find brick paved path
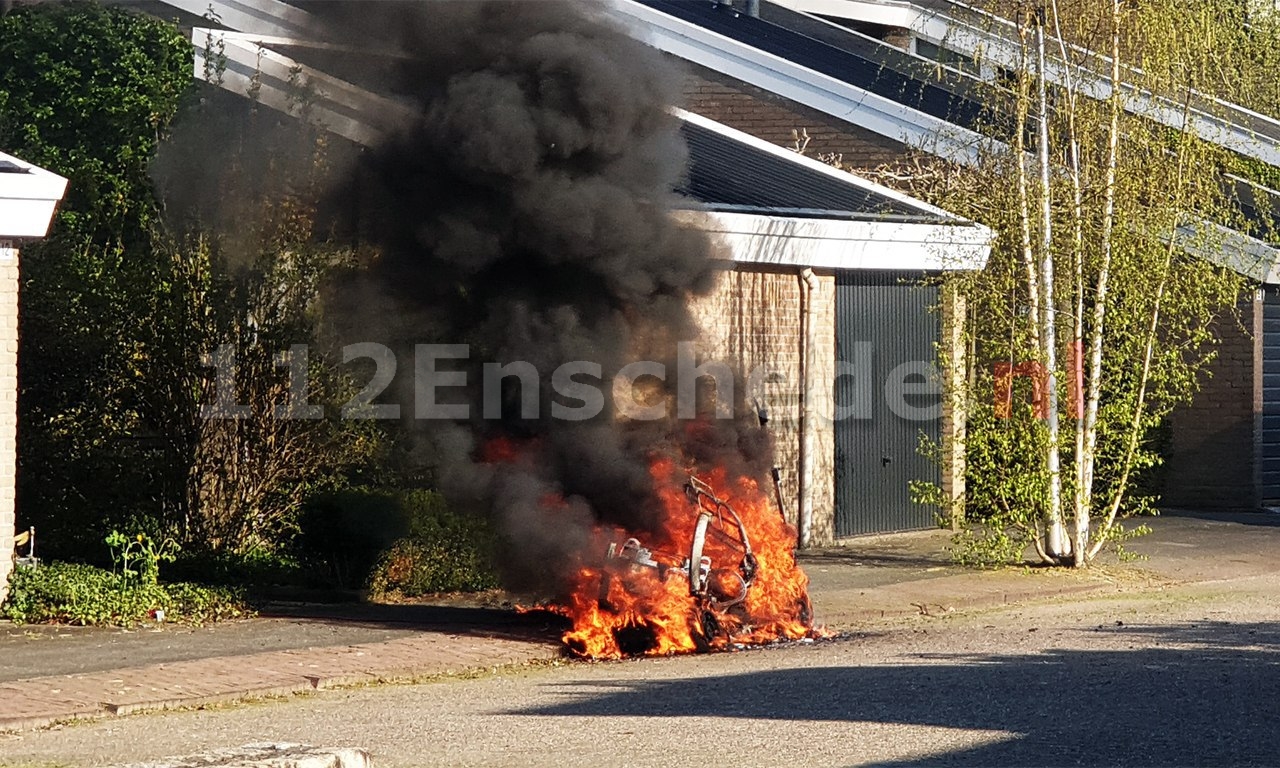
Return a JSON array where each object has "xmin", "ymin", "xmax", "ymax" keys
[{"xmin": 0, "ymin": 632, "xmax": 559, "ymax": 731}]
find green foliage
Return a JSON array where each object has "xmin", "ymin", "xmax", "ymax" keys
[
  {"xmin": 901, "ymin": 0, "xmax": 1254, "ymax": 566},
  {"xmin": 297, "ymin": 487, "xmax": 411, "ymax": 588},
  {"xmin": 0, "ymin": 1, "xmax": 192, "ymax": 242},
  {"xmin": 1, "ymin": 563, "xmax": 251, "ymax": 626},
  {"xmin": 3, "ymin": 3, "xmax": 387, "ymax": 560},
  {"xmin": 105, "ymin": 530, "xmax": 179, "ymax": 586},
  {"xmin": 359, "ymin": 490, "xmax": 501, "ymax": 598},
  {"xmin": 165, "ymin": 547, "xmax": 313, "ymax": 589},
  {"xmin": 368, "ymin": 538, "xmax": 501, "ymax": 598},
  {"xmin": 2, "ymin": 2, "xmax": 196, "ymax": 559}
]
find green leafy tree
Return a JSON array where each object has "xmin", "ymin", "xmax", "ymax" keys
[
  {"xmin": 907, "ymin": 0, "xmax": 1257, "ymax": 565},
  {"xmin": 0, "ymin": 1, "xmax": 193, "ymax": 557},
  {"xmin": 2, "ymin": 2, "xmax": 385, "ymax": 559}
]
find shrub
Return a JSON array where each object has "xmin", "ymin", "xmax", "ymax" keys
[
  {"xmin": 365, "ymin": 490, "xmax": 501, "ymax": 598},
  {"xmin": 297, "ymin": 488, "xmax": 410, "ymax": 588},
  {"xmin": 166, "ymin": 547, "xmax": 316, "ymax": 589},
  {"xmin": 2, "ymin": 562, "xmax": 252, "ymax": 626}
]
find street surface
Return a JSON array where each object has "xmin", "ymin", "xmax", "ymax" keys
[{"xmin": 3, "ymin": 573, "xmax": 1277, "ymax": 767}]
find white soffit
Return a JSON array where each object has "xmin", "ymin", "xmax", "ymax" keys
[
  {"xmin": 0, "ymin": 152, "xmax": 68, "ymax": 240},
  {"xmin": 677, "ymin": 209, "xmax": 991, "ymax": 271}
]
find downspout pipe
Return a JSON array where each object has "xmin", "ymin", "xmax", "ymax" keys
[{"xmin": 798, "ymin": 268, "xmax": 821, "ymax": 549}]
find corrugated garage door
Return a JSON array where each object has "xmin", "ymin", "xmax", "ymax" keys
[
  {"xmin": 834, "ymin": 271, "xmax": 941, "ymax": 536},
  {"xmin": 1261, "ymin": 289, "xmax": 1280, "ymax": 504}
]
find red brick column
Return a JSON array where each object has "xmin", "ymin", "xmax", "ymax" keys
[{"xmin": 0, "ymin": 241, "xmax": 17, "ymax": 601}]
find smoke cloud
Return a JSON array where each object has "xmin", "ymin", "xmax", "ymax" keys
[{"xmin": 313, "ymin": 0, "xmax": 773, "ymax": 596}]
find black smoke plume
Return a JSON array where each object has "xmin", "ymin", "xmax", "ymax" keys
[{"xmin": 315, "ymin": 0, "xmax": 772, "ymax": 595}]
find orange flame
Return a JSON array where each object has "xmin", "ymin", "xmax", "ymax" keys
[{"xmin": 551, "ymin": 456, "xmax": 815, "ymax": 659}]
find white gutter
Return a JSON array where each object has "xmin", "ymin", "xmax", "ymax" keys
[
  {"xmin": 677, "ymin": 210, "xmax": 991, "ymax": 271},
  {"xmin": 0, "ymin": 152, "xmax": 69, "ymax": 239},
  {"xmin": 610, "ymin": 0, "xmax": 1003, "ymax": 167},
  {"xmin": 772, "ymin": 0, "xmax": 919, "ymax": 28},
  {"xmin": 798, "ymin": 266, "xmax": 822, "ymax": 549},
  {"xmin": 153, "ymin": 0, "xmax": 317, "ymax": 38}
]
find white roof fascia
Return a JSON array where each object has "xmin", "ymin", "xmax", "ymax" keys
[
  {"xmin": 781, "ymin": 0, "xmax": 1280, "ymax": 168},
  {"xmin": 1173, "ymin": 221, "xmax": 1280, "ymax": 285},
  {"xmin": 0, "ymin": 151, "xmax": 69, "ymax": 240},
  {"xmin": 153, "ymin": 0, "xmax": 317, "ymax": 37},
  {"xmin": 676, "ymin": 209, "xmax": 992, "ymax": 271},
  {"xmin": 610, "ymin": 0, "xmax": 1002, "ymax": 168},
  {"xmin": 192, "ymin": 28, "xmax": 414, "ymax": 147},
  {"xmin": 770, "ymin": 0, "xmax": 920, "ymax": 28}
]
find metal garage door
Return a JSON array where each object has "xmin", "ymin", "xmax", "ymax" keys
[
  {"xmin": 834, "ymin": 271, "xmax": 941, "ymax": 536},
  {"xmin": 1261, "ymin": 289, "xmax": 1280, "ymax": 504}
]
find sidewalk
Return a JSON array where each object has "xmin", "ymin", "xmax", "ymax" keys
[{"xmin": 2, "ymin": 511, "xmax": 1277, "ymax": 732}]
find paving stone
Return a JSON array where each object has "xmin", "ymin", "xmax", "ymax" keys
[{"xmin": 112, "ymin": 742, "xmax": 370, "ymax": 768}]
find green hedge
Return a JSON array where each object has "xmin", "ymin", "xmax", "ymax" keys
[{"xmin": 2, "ymin": 562, "xmax": 252, "ymax": 626}]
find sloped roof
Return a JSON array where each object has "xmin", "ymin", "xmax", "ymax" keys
[
  {"xmin": 679, "ymin": 114, "xmax": 946, "ymax": 221},
  {"xmin": 639, "ymin": 0, "xmax": 989, "ymax": 131}
]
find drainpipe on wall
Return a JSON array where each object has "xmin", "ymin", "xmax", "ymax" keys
[
  {"xmin": 745, "ymin": 0, "xmax": 760, "ymax": 17},
  {"xmin": 798, "ymin": 268, "xmax": 821, "ymax": 549}
]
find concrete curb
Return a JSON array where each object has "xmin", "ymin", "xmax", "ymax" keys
[{"xmin": 113, "ymin": 742, "xmax": 370, "ymax": 768}]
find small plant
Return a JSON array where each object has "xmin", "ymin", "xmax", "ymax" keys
[{"xmin": 105, "ymin": 530, "xmax": 180, "ymax": 586}]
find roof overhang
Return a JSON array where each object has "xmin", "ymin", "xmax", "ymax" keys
[
  {"xmin": 193, "ymin": 28, "xmax": 412, "ymax": 146},
  {"xmin": 773, "ymin": 0, "xmax": 1280, "ymax": 168},
  {"xmin": 188, "ymin": 26, "xmax": 992, "ymax": 273},
  {"xmin": 1176, "ymin": 221, "xmax": 1280, "ymax": 285},
  {"xmin": 609, "ymin": 0, "xmax": 1002, "ymax": 167},
  {"xmin": 678, "ymin": 209, "xmax": 990, "ymax": 270},
  {"xmin": 0, "ymin": 152, "xmax": 68, "ymax": 240}
]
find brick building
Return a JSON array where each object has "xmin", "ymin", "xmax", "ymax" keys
[
  {"xmin": 0, "ymin": 151, "xmax": 67, "ymax": 601},
  {"xmin": 140, "ymin": 0, "xmax": 996, "ymax": 543},
  {"xmin": 621, "ymin": 0, "xmax": 1280, "ymax": 517}
]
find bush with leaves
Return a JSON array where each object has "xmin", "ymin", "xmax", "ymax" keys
[
  {"xmin": 363, "ymin": 491, "xmax": 501, "ymax": 598},
  {"xmin": 2, "ymin": 563, "xmax": 251, "ymax": 626}
]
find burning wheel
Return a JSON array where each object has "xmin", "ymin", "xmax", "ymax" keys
[
  {"xmin": 599, "ymin": 474, "xmax": 766, "ymax": 654},
  {"xmin": 690, "ymin": 608, "xmax": 722, "ymax": 653}
]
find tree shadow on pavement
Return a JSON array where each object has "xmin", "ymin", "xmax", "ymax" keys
[
  {"xmin": 506, "ymin": 621, "xmax": 1280, "ymax": 766},
  {"xmin": 1158, "ymin": 509, "xmax": 1280, "ymax": 528},
  {"xmin": 259, "ymin": 602, "xmax": 569, "ymax": 643}
]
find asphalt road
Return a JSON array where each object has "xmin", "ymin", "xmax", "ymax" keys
[{"xmin": 3, "ymin": 575, "xmax": 1277, "ymax": 768}]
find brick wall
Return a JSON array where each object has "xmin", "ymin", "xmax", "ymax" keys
[
  {"xmin": 681, "ymin": 64, "xmax": 908, "ymax": 172},
  {"xmin": 0, "ymin": 243, "xmax": 17, "ymax": 601},
  {"xmin": 687, "ymin": 264, "xmax": 838, "ymax": 545},
  {"xmin": 1162, "ymin": 296, "xmax": 1258, "ymax": 510}
]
